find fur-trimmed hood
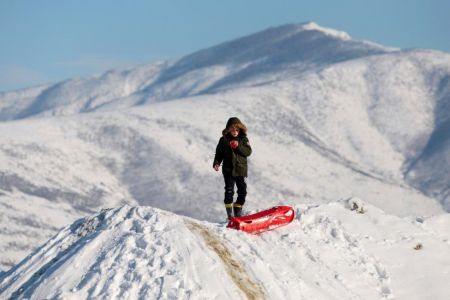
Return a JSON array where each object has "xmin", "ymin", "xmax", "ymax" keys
[{"xmin": 222, "ymin": 117, "xmax": 247, "ymax": 136}]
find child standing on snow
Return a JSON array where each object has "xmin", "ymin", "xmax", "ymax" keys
[{"xmin": 213, "ymin": 117, "xmax": 252, "ymax": 219}]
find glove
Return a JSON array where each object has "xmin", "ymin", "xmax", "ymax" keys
[{"xmin": 229, "ymin": 140, "xmax": 239, "ymax": 149}]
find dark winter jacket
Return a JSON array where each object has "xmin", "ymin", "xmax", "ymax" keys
[{"xmin": 213, "ymin": 117, "xmax": 252, "ymax": 177}]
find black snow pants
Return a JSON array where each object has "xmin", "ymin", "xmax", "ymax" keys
[{"xmin": 223, "ymin": 175, "xmax": 247, "ymax": 206}]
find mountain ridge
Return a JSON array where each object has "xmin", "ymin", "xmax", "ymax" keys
[{"xmin": 0, "ymin": 22, "xmax": 397, "ymax": 120}]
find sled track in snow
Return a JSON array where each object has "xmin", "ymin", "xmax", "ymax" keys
[{"xmin": 185, "ymin": 221, "xmax": 266, "ymax": 300}]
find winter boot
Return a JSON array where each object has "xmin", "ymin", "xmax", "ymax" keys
[
  {"xmin": 233, "ymin": 203, "xmax": 243, "ymax": 217},
  {"xmin": 225, "ymin": 203, "xmax": 233, "ymax": 219}
]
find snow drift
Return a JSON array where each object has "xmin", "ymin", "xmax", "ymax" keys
[{"xmin": 1, "ymin": 201, "xmax": 449, "ymax": 299}]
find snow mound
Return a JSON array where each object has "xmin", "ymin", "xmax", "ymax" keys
[{"xmin": 1, "ymin": 202, "xmax": 449, "ymax": 300}]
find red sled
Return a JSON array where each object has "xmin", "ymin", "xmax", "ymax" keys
[{"xmin": 227, "ymin": 205, "xmax": 295, "ymax": 234}]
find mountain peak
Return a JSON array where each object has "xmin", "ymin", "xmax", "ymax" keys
[
  {"xmin": 295, "ymin": 22, "xmax": 352, "ymax": 40},
  {"xmin": 175, "ymin": 21, "xmax": 379, "ymax": 68},
  {"xmin": 147, "ymin": 22, "xmax": 389, "ymax": 96}
]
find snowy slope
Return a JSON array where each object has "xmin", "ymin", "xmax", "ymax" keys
[
  {"xmin": 0, "ymin": 22, "xmax": 393, "ymax": 120},
  {"xmin": 1, "ymin": 202, "xmax": 449, "ymax": 300},
  {"xmin": 0, "ymin": 22, "xmax": 449, "ymax": 272},
  {"xmin": 0, "ymin": 62, "xmax": 168, "ymax": 120}
]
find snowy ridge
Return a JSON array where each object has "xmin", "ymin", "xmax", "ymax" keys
[
  {"xmin": 1, "ymin": 201, "xmax": 449, "ymax": 299},
  {"xmin": 0, "ymin": 23, "xmax": 393, "ymax": 120}
]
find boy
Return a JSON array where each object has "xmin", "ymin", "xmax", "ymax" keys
[{"xmin": 213, "ymin": 117, "xmax": 252, "ymax": 219}]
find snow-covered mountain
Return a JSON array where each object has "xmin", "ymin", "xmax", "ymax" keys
[
  {"xmin": 0, "ymin": 21, "xmax": 449, "ymax": 286},
  {"xmin": 0, "ymin": 22, "xmax": 393, "ymax": 120},
  {"xmin": 1, "ymin": 202, "xmax": 449, "ymax": 299}
]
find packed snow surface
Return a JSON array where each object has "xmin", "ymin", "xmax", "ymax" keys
[{"xmin": 1, "ymin": 202, "xmax": 449, "ymax": 300}]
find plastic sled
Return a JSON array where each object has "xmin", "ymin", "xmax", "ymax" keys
[{"xmin": 227, "ymin": 205, "xmax": 295, "ymax": 234}]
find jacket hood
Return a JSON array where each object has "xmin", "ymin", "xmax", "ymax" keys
[{"xmin": 222, "ymin": 117, "xmax": 247, "ymax": 136}]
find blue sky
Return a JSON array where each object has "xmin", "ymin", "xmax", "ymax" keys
[{"xmin": 1, "ymin": 0, "xmax": 449, "ymax": 92}]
